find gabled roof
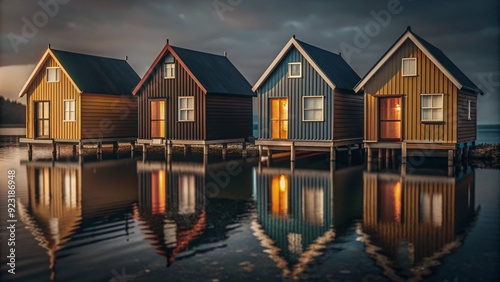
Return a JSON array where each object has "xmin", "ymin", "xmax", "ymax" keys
[
  {"xmin": 252, "ymin": 36, "xmax": 360, "ymax": 92},
  {"xmin": 354, "ymin": 27, "xmax": 483, "ymax": 94},
  {"xmin": 133, "ymin": 44, "xmax": 254, "ymax": 96},
  {"xmin": 19, "ymin": 48, "xmax": 140, "ymax": 97}
]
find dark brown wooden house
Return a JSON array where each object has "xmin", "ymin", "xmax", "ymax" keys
[
  {"xmin": 354, "ymin": 27, "xmax": 483, "ymax": 164},
  {"xmin": 133, "ymin": 43, "xmax": 255, "ymax": 156}
]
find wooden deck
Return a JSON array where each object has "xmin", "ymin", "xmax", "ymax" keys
[
  {"xmin": 255, "ymin": 138, "xmax": 363, "ymax": 162},
  {"xmin": 137, "ymin": 138, "xmax": 248, "ymax": 158},
  {"xmin": 364, "ymin": 141, "xmax": 475, "ymax": 166},
  {"xmin": 19, "ymin": 137, "xmax": 137, "ymax": 160}
]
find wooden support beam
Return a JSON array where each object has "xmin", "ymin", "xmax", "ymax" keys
[
  {"xmin": 72, "ymin": 144, "xmax": 77, "ymax": 157},
  {"xmin": 79, "ymin": 143, "xmax": 84, "ymax": 156},
  {"xmin": 142, "ymin": 144, "xmax": 147, "ymax": 161},
  {"xmin": 448, "ymin": 149, "xmax": 454, "ymax": 167},
  {"xmin": 113, "ymin": 142, "xmax": 119, "ymax": 155},
  {"xmin": 290, "ymin": 145, "xmax": 295, "ymax": 162},
  {"xmin": 330, "ymin": 146, "xmax": 336, "ymax": 162},
  {"xmin": 367, "ymin": 147, "xmax": 373, "ymax": 162},
  {"xmin": 401, "ymin": 142, "xmax": 407, "ymax": 164},
  {"xmin": 97, "ymin": 142, "xmax": 102, "ymax": 155},
  {"xmin": 377, "ymin": 148, "xmax": 383, "ymax": 160},
  {"xmin": 166, "ymin": 141, "xmax": 172, "ymax": 155},
  {"xmin": 203, "ymin": 144, "xmax": 209, "ymax": 156},
  {"xmin": 28, "ymin": 144, "xmax": 33, "ymax": 160},
  {"xmin": 242, "ymin": 142, "xmax": 247, "ymax": 158},
  {"xmin": 222, "ymin": 143, "xmax": 228, "ymax": 157},
  {"xmin": 258, "ymin": 145, "xmax": 263, "ymax": 159},
  {"xmin": 52, "ymin": 142, "xmax": 57, "ymax": 161},
  {"xmin": 347, "ymin": 145, "xmax": 352, "ymax": 157}
]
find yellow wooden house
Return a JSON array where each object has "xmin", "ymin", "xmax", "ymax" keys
[
  {"xmin": 18, "ymin": 47, "xmax": 140, "ymax": 157},
  {"xmin": 354, "ymin": 27, "xmax": 483, "ymax": 164}
]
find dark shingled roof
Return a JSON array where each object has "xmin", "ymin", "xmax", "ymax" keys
[
  {"xmin": 296, "ymin": 39, "xmax": 361, "ymax": 91},
  {"xmin": 409, "ymin": 31, "xmax": 481, "ymax": 92},
  {"xmin": 51, "ymin": 49, "xmax": 140, "ymax": 95},
  {"xmin": 170, "ymin": 46, "xmax": 254, "ymax": 96}
]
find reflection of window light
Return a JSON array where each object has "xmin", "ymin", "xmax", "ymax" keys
[
  {"xmin": 271, "ymin": 175, "xmax": 288, "ymax": 217},
  {"xmin": 395, "ymin": 103, "xmax": 401, "ymax": 111},
  {"xmin": 64, "ymin": 169, "xmax": 78, "ymax": 208},
  {"xmin": 151, "ymin": 170, "xmax": 166, "ymax": 214},
  {"xmin": 164, "ymin": 219, "xmax": 177, "ymax": 247},
  {"xmin": 302, "ymin": 187, "xmax": 324, "ymax": 225},
  {"xmin": 287, "ymin": 233, "xmax": 303, "ymax": 254},
  {"xmin": 420, "ymin": 191, "xmax": 443, "ymax": 227},
  {"xmin": 178, "ymin": 175, "xmax": 196, "ymax": 215}
]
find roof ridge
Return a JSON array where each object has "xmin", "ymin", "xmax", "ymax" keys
[
  {"xmin": 51, "ymin": 48, "xmax": 128, "ymax": 62},
  {"xmin": 170, "ymin": 45, "xmax": 228, "ymax": 59}
]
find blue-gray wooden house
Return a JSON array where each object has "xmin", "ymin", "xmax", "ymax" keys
[{"xmin": 252, "ymin": 36, "xmax": 363, "ymax": 161}]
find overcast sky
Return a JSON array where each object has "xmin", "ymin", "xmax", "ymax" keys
[{"xmin": 1, "ymin": 0, "xmax": 499, "ymax": 124}]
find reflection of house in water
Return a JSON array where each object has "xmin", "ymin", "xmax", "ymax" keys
[
  {"xmin": 136, "ymin": 161, "xmax": 206, "ymax": 266},
  {"xmin": 136, "ymin": 160, "xmax": 254, "ymax": 267},
  {"xmin": 18, "ymin": 159, "xmax": 138, "ymax": 281},
  {"xmin": 361, "ymin": 168, "xmax": 477, "ymax": 281},
  {"xmin": 253, "ymin": 166, "xmax": 363, "ymax": 279}
]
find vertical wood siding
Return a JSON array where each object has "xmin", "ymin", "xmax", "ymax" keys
[
  {"xmin": 364, "ymin": 40, "xmax": 459, "ymax": 143},
  {"xmin": 457, "ymin": 92, "xmax": 477, "ymax": 142},
  {"xmin": 137, "ymin": 55, "xmax": 205, "ymax": 140},
  {"xmin": 258, "ymin": 48, "xmax": 333, "ymax": 140},
  {"xmin": 334, "ymin": 90, "xmax": 363, "ymax": 140},
  {"xmin": 81, "ymin": 94, "xmax": 138, "ymax": 139},
  {"xmin": 26, "ymin": 57, "xmax": 80, "ymax": 139},
  {"xmin": 206, "ymin": 95, "xmax": 253, "ymax": 140},
  {"xmin": 363, "ymin": 171, "xmax": 475, "ymax": 264}
]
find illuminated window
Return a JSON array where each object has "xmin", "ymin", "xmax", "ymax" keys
[
  {"xmin": 178, "ymin": 97, "xmax": 194, "ymax": 121},
  {"xmin": 421, "ymin": 94, "xmax": 444, "ymax": 122},
  {"xmin": 271, "ymin": 98, "xmax": 288, "ymax": 139},
  {"xmin": 402, "ymin": 58, "xmax": 416, "ymax": 76},
  {"xmin": 288, "ymin": 62, "xmax": 302, "ymax": 78}
]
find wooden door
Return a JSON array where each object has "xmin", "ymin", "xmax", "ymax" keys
[
  {"xmin": 150, "ymin": 100, "xmax": 166, "ymax": 138},
  {"xmin": 379, "ymin": 97, "xmax": 402, "ymax": 141},
  {"xmin": 270, "ymin": 98, "xmax": 288, "ymax": 139},
  {"xmin": 35, "ymin": 101, "xmax": 50, "ymax": 138}
]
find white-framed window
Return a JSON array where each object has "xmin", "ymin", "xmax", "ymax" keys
[
  {"xmin": 421, "ymin": 94, "xmax": 444, "ymax": 122},
  {"xmin": 302, "ymin": 96, "xmax": 324, "ymax": 122},
  {"xmin": 468, "ymin": 100, "xmax": 472, "ymax": 120},
  {"xmin": 178, "ymin": 97, "xmax": 194, "ymax": 121},
  {"xmin": 402, "ymin": 58, "xmax": 417, "ymax": 76},
  {"xmin": 164, "ymin": 63, "xmax": 175, "ymax": 79},
  {"xmin": 46, "ymin": 67, "xmax": 60, "ymax": 82},
  {"xmin": 63, "ymin": 99, "xmax": 76, "ymax": 121},
  {"xmin": 288, "ymin": 62, "xmax": 302, "ymax": 78}
]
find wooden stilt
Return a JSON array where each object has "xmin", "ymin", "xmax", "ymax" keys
[
  {"xmin": 242, "ymin": 142, "xmax": 247, "ymax": 158},
  {"xmin": 448, "ymin": 149, "xmax": 454, "ymax": 167},
  {"xmin": 203, "ymin": 144, "xmax": 209, "ymax": 156},
  {"xmin": 97, "ymin": 142, "xmax": 102, "ymax": 155},
  {"xmin": 347, "ymin": 145, "xmax": 352, "ymax": 157},
  {"xmin": 222, "ymin": 143, "xmax": 228, "ymax": 158},
  {"xmin": 166, "ymin": 141, "xmax": 172, "ymax": 156},
  {"xmin": 142, "ymin": 144, "xmax": 147, "ymax": 161},
  {"xmin": 258, "ymin": 145, "xmax": 263, "ymax": 159},
  {"xmin": 113, "ymin": 142, "xmax": 119, "ymax": 155},
  {"xmin": 330, "ymin": 146, "xmax": 336, "ymax": 162},
  {"xmin": 72, "ymin": 145, "xmax": 77, "ymax": 158},
  {"xmin": 290, "ymin": 145, "xmax": 295, "ymax": 162},
  {"xmin": 52, "ymin": 142, "xmax": 57, "ymax": 161},
  {"xmin": 377, "ymin": 148, "xmax": 383, "ymax": 160},
  {"xmin": 401, "ymin": 143, "xmax": 407, "ymax": 164},
  {"xmin": 28, "ymin": 144, "xmax": 33, "ymax": 160},
  {"xmin": 367, "ymin": 147, "xmax": 373, "ymax": 162},
  {"xmin": 79, "ymin": 143, "xmax": 84, "ymax": 156}
]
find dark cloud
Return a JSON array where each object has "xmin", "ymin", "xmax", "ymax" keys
[{"xmin": 1, "ymin": 0, "xmax": 499, "ymax": 123}]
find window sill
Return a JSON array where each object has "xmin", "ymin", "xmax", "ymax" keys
[
  {"xmin": 421, "ymin": 121, "xmax": 445, "ymax": 124},
  {"xmin": 63, "ymin": 120, "xmax": 76, "ymax": 122},
  {"xmin": 288, "ymin": 76, "xmax": 302, "ymax": 79}
]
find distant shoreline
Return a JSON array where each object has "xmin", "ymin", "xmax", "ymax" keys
[{"xmin": 0, "ymin": 124, "xmax": 25, "ymax": 128}]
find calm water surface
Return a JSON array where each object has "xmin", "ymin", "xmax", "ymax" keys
[{"xmin": 0, "ymin": 139, "xmax": 498, "ymax": 281}]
